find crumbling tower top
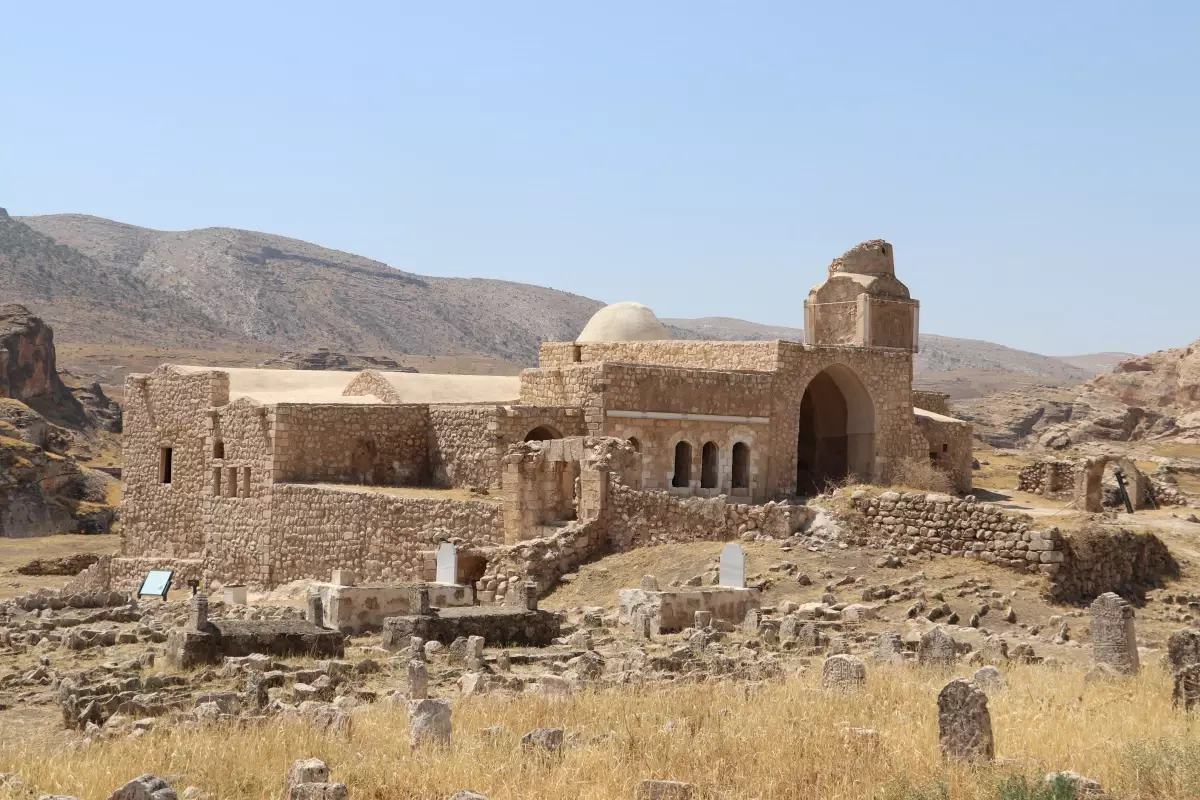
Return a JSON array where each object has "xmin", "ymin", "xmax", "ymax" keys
[{"xmin": 828, "ymin": 239, "xmax": 895, "ymax": 277}]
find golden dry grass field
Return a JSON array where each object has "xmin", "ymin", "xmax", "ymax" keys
[{"xmin": 0, "ymin": 664, "xmax": 1195, "ymax": 800}]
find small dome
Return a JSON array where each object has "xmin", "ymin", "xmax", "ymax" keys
[{"xmin": 577, "ymin": 302, "xmax": 669, "ymax": 343}]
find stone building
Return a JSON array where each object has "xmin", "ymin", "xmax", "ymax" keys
[{"xmin": 116, "ymin": 241, "xmax": 973, "ymax": 590}]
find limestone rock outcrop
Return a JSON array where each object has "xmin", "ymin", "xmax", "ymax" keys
[{"xmin": 0, "ymin": 304, "xmax": 87, "ymax": 427}]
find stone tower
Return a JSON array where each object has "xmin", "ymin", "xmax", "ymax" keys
[{"xmin": 803, "ymin": 240, "xmax": 919, "ymax": 351}]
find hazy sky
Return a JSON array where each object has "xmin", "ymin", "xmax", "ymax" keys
[{"xmin": 3, "ymin": 2, "xmax": 1197, "ymax": 356}]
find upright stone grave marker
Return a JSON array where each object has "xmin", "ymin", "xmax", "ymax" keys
[
  {"xmin": 1090, "ymin": 592, "xmax": 1139, "ymax": 675},
  {"xmin": 719, "ymin": 542, "xmax": 745, "ymax": 588},
  {"xmin": 436, "ymin": 542, "xmax": 458, "ymax": 585}
]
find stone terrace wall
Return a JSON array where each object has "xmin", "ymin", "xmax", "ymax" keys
[
  {"xmin": 912, "ymin": 391, "xmax": 951, "ymax": 416},
  {"xmin": 845, "ymin": 489, "xmax": 1179, "ymax": 604},
  {"xmin": 1017, "ymin": 459, "xmax": 1078, "ymax": 499},
  {"xmin": 848, "ymin": 490, "xmax": 1063, "ymax": 573},
  {"xmin": 538, "ymin": 340, "xmax": 781, "ymax": 371},
  {"xmin": 272, "ymin": 404, "xmax": 430, "ymax": 485},
  {"xmin": 608, "ymin": 482, "xmax": 808, "ymax": 549},
  {"xmin": 265, "ymin": 484, "xmax": 504, "ymax": 585}
]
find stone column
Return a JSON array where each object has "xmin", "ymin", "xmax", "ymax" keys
[
  {"xmin": 855, "ymin": 294, "xmax": 872, "ymax": 346},
  {"xmin": 188, "ymin": 594, "xmax": 208, "ymax": 631},
  {"xmin": 408, "ymin": 660, "xmax": 429, "ymax": 700},
  {"xmin": 416, "ymin": 584, "xmax": 431, "ymax": 615},
  {"xmin": 409, "ymin": 698, "xmax": 452, "ymax": 748},
  {"xmin": 523, "ymin": 582, "xmax": 538, "ymax": 611},
  {"xmin": 306, "ymin": 593, "xmax": 324, "ymax": 628}
]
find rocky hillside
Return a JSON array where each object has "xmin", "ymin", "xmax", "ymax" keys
[
  {"xmin": 12, "ymin": 212, "xmax": 1119, "ymax": 379},
  {"xmin": 17, "ymin": 213, "xmax": 601, "ymax": 364},
  {"xmin": 955, "ymin": 340, "xmax": 1200, "ymax": 448}
]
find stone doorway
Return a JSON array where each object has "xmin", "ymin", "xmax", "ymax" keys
[{"xmin": 796, "ymin": 365, "xmax": 875, "ymax": 495}]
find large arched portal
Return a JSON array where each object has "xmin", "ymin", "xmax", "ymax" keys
[{"xmin": 796, "ymin": 365, "xmax": 875, "ymax": 495}]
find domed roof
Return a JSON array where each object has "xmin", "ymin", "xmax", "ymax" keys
[{"xmin": 576, "ymin": 302, "xmax": 670, "ymax": 343}]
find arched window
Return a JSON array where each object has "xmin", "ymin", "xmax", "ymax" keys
[
  {"xmin": 627, "ymin": 437, "xmax": 641, "ymax": 452},
  {"xmin": 672, "ymin": 441, "xmax": 692, "ymax": 488},
  {"xmin": 732, "ymin": 442, "xmax": 750, "ymax": 489},
  {"xmin": 524, "ymin": 425, "xmax": 561, "ymax": 442},
  {"xmin": 701, "ymin": 442, "xmax": 719, "ymax": 489}
]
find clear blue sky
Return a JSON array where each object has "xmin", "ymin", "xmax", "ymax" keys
[{"xmin": 3, "ymin": 2, "xmax": 1197, "ymax": 356}]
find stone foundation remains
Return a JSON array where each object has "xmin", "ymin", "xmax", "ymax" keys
[
  {"xmin": 166, "ymin": 597, "xmax": 344, "ymax": 668},
  {"xmin": 617, "ymin": 587, "xmax": 760, "ymax": 634}
]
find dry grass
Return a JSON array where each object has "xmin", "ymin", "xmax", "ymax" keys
[
  {"xmin": 1, "ymin": 664, "xmax": 1196, "ymax": 800},
  {"xmin": 884, "ymin": 457, "xmax": 956, "ymax": 495},
  {"xmin": 0, "ymin": 533, "xmax": 120, "ymax": 599}
]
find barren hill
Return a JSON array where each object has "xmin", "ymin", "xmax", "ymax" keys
[
  {"xmin": 666, "ymin": 317, "xmax": 1096, "ymax": 380},
  {"xmin": 11, "ymin": 213, "xmax": 1121, "ymax": 385}
]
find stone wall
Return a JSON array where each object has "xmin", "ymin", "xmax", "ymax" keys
[
  {"xmin": 914, "ymin": 411, "xmax": 974, "ymax": 493},
  {"xmin": 1051, "ymin": 526, "xmax": 1179, "ymax": 604},
  {"xmin": 912, "ymin": 391, "xmax": 951, "ymax": 416},
  {"xmin": 265, "ymin": 484, "xmax": 504, "ymax": 585},
  {"xmin": 272, "ymin": 403, "xmax": 430, "ymax": 485},
  {"xmin": 537, "ymin": 340, "xmax": 781, "ymax": 371},
  {"xmin": 845, "ymin": 489, "xmax": 1179, "ymax": 604},
  {"xmin": 848, "ymin": 491, "xmax": 1062, "ymax": 573},
  {"xmin": 871, "ymin": 299, "xmax": 919, "ymax": 350},
  {"xmin": 1017, "ymin": 459, "xmax": 1078, "ymax": 499},
  {"xmin": 122, "ymin": 367, "xmax": 229, "ymax": 561}
]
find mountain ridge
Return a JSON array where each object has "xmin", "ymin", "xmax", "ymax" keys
[{"xmin": 9, "ymin": 212, "xmax": 1118, "ymax": 381}]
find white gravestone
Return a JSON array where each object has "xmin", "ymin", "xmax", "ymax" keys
[
  {"xmin": 435, "ymin": 542, "xmax": 458, "ymax": 585},
  {"xmin": 719, "ymin": 543, "xmax": 746, "ymax": 588}
]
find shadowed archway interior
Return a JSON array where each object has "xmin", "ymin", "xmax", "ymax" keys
[{"xmin": 796, "ymin": 365, "xmax": 875, "ymax": 495}]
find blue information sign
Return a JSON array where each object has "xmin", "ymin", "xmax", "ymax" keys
[{"xmin": 138, "ymin": 570, "xmax": 174, "ymax": 599}]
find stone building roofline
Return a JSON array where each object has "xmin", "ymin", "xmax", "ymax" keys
[{"xmin": 135, "ymin": 364, "xmax": 520, "ymax": 406}]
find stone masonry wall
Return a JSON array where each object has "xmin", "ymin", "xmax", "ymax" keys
[
  {"xmin": 271, "ymin": 404, "xmax": 430, "ymax": 485},
  {"xmin": 538, "ymin": 340, "xmax": 781, "ymax": 371},
  {"xmin": 912, "ymin": 391, "xmax": 951, "ymax": 416},
  {"xmin": 914, "ymin": 412, "xmax": 974, "ymax": 493},
  {"xmin": 121, "ymin": 367, "xmax": 230, "ymax": 561},
  {"xmin": 846, "ymin": 489, "xmax": 1178, "ymax": 604},
  {"xmin": 848, "ymin": 490, "xmax": 1062, "ymax": 573},
  {"xmin": 266, "ymin": 484, "xmax": 504, "ymax": 585}
]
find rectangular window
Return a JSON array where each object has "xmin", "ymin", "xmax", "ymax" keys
[
  {"xmin": 942, "ymin": 443, "xmax": 949, "ymax": 453},
  {"xmin": 242, "ymin": 467, "xmax": 252, "ymax": 498},
  {"xmin": 160, "ymin": 447, "xmax": 173, "ymax": 484},
  {"xmin": 213, "ymin": 439, "xmax": 224, "ymax": 459},
  {"xmin": 212, "ymin": 468, "xmax": 222, "ymax": 496},
  {"xmin": 225, "ymin": 467, "xmax": 238, "ymax": 497}
]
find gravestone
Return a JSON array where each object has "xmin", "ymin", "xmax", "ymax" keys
[
  {"xmin": 937, "ymin": 679, "xmax": 994, "ymax": 762},
  {"xmin": 436, "ymin": 543, "xmax": 458, "ymax": 585},
  {"xmin": 873, "ymin": 631, "xmax": 904, "ymax": 663},
  {"xmin": 694, "ymin": 610, "xmax": 713, "ymax": 629},
  {"xmin": 742, "ymin": 608, "xmax": 762, "ymax": 636},
  {"xmin": 409, "ymin": 698, "xmax": 452, "ymax": 747},
  {"xmin": 973, "ymin": 666, "xmax": 1007, "ymax": 693},
  {"xmin": 1090, "ymin": 592, "xmax": 1139, "ymax": 675},
  {"xmin": 188, "ymin": 594, "xmax": 208, "ymax": 631},
  {"xmin": 821, "ymin": 654, "xmax": 866, "ymax": 691},
  {"xmin": 306, "ymin": 593, "xmax": 324, "ymax": 628},
  {"xmin": 1167, "ymin": 628, "xmax": 1200, "ymax": 675},
  {"xmin": 408, "ymin": 660, "xmax": 429, "ymax": 700},
  {"xmin": 1173, "ymin": 664, "xmax": 1200, "ymax": 713},
  {"xmin": 918, "ymin": 626, "xmax": 957, "ymax": 668},
  {"xmin": 719, "ymin": 543, "xmax": 745, "ymax": 588}
]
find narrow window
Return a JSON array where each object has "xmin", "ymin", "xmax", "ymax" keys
[
  {"xmin": 212, "ymin": 468, "xmax": 222, "ymax": 496},
  {"xmin": 672, "ymin": 441, "xmax": 692, "ymax": 488},
  {"xmin": 242, "ymin": 467, "xmax": 252, "ymax": 498},
  {"xmin": 701, "ymin": 442, "xmax": 719, "ymax": 489},
  {"xmin": 226, "ymin": 467, "xmax": 238, "ymax": 497},
  {"xmin": 942, "ymin": 443, "xmax": 949, "ymax": 453},
  {"xmin": 160, "ymin": 447, "xmax": 173, "ymax": 484},
  {"xmin": 571, "ymin": 344, "xmax": 582, "ymax": 363},
  {"xmin": 213, "ymin": 439, "xmax": 224, "ymax": 459},
  {"xmin": 628, "ymin": 437, "xmax": 641, "ymax": 452},
  {"xmin": 732, "ymin": 442, "xmax": 750, "ymax": 489}
]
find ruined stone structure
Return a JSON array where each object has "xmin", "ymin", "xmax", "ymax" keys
[{"xmin": 116, "ymin": 241, "xmax": 973, "ymax": 590}]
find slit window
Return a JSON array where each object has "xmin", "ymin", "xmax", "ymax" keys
[
  {"xmin": 159, "ymin": 447, "xmax": 173, "ymax": 484},
  {"xmin": 225, "ymin": 467, "xmax": 238, "ymax": 497},
  {"xmin": 213, "ymin": 439, "xmax": 224, "ymax": 459},
  {"xmin": 242, "ymin": 467, "xmax": 252, "ymax": 498},
  {"xmin": 212, "ymin": 468, "xmax": 222, "ymax": 496}
]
